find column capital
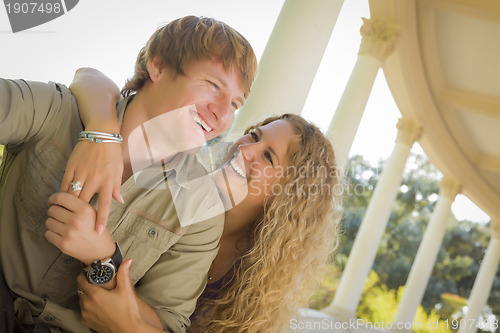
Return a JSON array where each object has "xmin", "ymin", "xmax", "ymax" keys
[
  {"xmin": 439, "ymin": 177, "xmax": 462, "ymax": 200},
  {"xmin": 395, "ymin": 118, "xmax": 422, "ymax": 146},
  {"xmin": 358, "ymin": 17, "xmax": 399, "ymax": 62}
]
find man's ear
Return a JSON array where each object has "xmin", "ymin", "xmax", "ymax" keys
[{"xmin": 147, "ymin": 57, "xmax": 164, "ymax": 83}]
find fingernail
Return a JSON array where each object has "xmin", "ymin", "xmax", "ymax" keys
[
  {"xmin": 125, "ymin": 259, "xmax": 132, "ymax": 268},
  {"xmin": 119, "ymin": 194, "xmax": 125, "ymax": 204},
  {"xmin": 98, "ymin": 225, "xmax": 104, "ymax": 235}
]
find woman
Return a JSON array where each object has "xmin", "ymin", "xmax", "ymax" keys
[
  {"xmin": 69, "ymin": 72, "xmax": 342, "ymax": 333},
  {"xmin": 189, "ymin": 113, "xmax": 341, "ymax": 333}
]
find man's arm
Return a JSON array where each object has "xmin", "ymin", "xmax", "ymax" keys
[
  {"xmin": 45, "ymin": 192, "xmax": 116, "ymax": 288},
  {"xmin": 45, "ymin": 192, "xmax": 223, "ymax": 332},
  {"xmin": 46, "ymin": 192, "xmax": 163, "ymax": 329},
  {"xmin": 0, "ymin": 78, "xmax": 62, "ymax": 145},
  {"xmin": 78, "ymin": 260, "xmax": 168, "ymax": 333}
]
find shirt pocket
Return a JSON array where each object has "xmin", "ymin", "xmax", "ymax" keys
[
  {"xmin": 14, "ymin": 140, "xmax": 67, "ymax": 236},
  {"xmin": 111, "ymin": 213, "xmax": 182, "ymax": 284}
]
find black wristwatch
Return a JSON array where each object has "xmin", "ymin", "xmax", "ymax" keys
[{"xmin": 84, "ymin": 242, "xmax": 123, "ymax": 285}]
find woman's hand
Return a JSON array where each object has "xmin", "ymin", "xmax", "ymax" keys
[
  {"xmin": 61, "ymin": 139, "xmax": 124, "ymax": 234},
  {"xmin": 63, "ymin": 67, "xmax": 123, "ymax": 234},
  {"xmin": 77, "ymin": 259, "xmax": 144, "ymax": 333}
]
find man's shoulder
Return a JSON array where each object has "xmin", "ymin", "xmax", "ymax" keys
[
  {"xmin": 1, "ymin": 78, "xmax": 69, "ymax": 100},
  {"xmin": 0, "ymin": 78, "xmax": 80, "ymax": 148}
]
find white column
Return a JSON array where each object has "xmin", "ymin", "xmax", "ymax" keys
[
  {"xmin": 393, "ymin": 178, "xmax": 462, "ymax": 331},
  {"xmin": 326, "ymin": 18, "xmax": 399, "ymax": 171},
  {"xmin": 323, "ymin": 118, "xmax": 422, "ymax": 318},
  {"xmin": 227, "ymin": 0, "xmax": 344, "ymax": 139},
  {"xmin": 458, "ymin": 235, "xmax": 500, "ymax": 333}
]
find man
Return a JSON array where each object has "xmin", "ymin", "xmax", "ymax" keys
[{"xmin": 0, "ymin": 16, "xmax": 257, "ymax": 333}]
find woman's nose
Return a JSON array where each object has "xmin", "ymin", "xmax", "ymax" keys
[{"xmin": 239, "ymin": 141, "xmax": 261, "ymax": 162}]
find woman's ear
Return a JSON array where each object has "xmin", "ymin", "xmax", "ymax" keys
[{"xmin": 147, "ymin": 57, "xmax": 164, "ymax": 83}]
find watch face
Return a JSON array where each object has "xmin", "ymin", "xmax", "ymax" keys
[{"xmin": 88, "ymin": 264, "xmax": 115, "ymax": 285}]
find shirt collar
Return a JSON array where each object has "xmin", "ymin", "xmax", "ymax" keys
[{"xmin": 163, "ymin": 153, "xmax": 192, "ymax": 189}]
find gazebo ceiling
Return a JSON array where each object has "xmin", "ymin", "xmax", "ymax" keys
[{"xmin": 370, "ymin": 0, "xmax": 500, "ymax": 235}]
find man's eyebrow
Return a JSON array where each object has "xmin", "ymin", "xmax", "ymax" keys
[{"xmin": 257, "ymin": 128, "xmax": 280, "ymax": 165}]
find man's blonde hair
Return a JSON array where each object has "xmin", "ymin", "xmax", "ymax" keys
[{"xmin": 122, "ymin": 16, "xmax": 257, "ymax": 98}]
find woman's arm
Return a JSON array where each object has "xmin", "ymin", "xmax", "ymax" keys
[
  {"xmin": 70, "ymin": 67, "xmax": 121, "ymax": 133},
  {"xmin": 77, "ymin": 260, "xmax": 167, "ymax": 333},
  {"xmin": 61, "ymin": 68, "xmax": 123, "ymax": 234}
]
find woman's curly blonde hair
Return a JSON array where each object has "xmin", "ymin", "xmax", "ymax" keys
[{"xmin": 190, "ymin": 114, "xmax": 342, "ymax": 332}]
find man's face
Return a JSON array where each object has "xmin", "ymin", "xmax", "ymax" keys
[{"xmin": 151, "ymin": 58, "xmax": 245, "ymax": 141}]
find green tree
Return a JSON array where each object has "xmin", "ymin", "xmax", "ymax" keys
[
  {"xmin": 357, "ymin": 271, "xmax": 452, "ymax": 333},
  {"xmin": 322, "ymin": 153, "xmax": 499, "ymax": 328}
]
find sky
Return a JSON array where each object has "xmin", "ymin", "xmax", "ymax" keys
[{"xmin": 0, "ymin": 0, "xmax": 490, "ymax": 223}]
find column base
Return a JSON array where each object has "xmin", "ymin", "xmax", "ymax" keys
[{"xmin": 321, "ymin": 305, "xmax": 356, "ymax": 322}]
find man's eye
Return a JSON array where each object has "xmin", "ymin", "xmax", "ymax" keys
[
  {"xmin": 207, "ymin": 81, "xmax": 221, "ymax": 96},
  {"xmin": 250, "ymin": 131, "xmax": 258, "ymax": 141},
  {"xmin": 232, "ymin": 102, "xmax": 238, "ymax": 110}
]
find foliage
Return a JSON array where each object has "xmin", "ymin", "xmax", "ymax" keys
[
  {"xmin": 439, "ymin": 293, "xmax": 467, "ymax": 319},
  {"xmin": 356, "ymin": 271, "xmax": 399, "ymax": 325},
  {"xmin": 308, "ymin": 264, "xmax": 339, "ymax": 310},
  {"xmin": 309, "ymin": 152, "xmax": 499, "ymax": 330},
  {"xmin": 357, "ymin": 271, "xmax": 452, "ymax": 333},
  {"xmin": 309, "ymin": 270, "xmax": 453, "ymax": 332}
]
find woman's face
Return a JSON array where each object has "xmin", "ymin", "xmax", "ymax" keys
[{"xmin": 214, "ymin": 119, "xmax": 296, "ymax": 210}]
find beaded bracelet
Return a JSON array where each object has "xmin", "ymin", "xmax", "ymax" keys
[{"xmin": 78, "ymin": 131, "xmax": 123, "ymax": 144}]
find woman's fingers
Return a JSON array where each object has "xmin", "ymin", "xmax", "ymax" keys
[
  {"xmin": 61, "ymin": 140, "xmax": 125, "ymax": 234},
  {"xmin": 60, "ymin": 167, "xmax": 74, "ymax": 193},
  {"xmin": 78, "ymin": 179, "xmax": 96, "ymax": 203},
  {"xmin": 95, "ymin": 185, "xmax": 113, "ymax": 234},
  {"xmin": 113, "ymin": 173, "xmax": 124, "ymax": 204}
]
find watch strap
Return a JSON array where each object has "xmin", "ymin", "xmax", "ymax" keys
[
  {"xmin": 83, "ymin": 242, "xmax": 122, "ymax": 284},
  {"xmin": 110, "ymin": 242, "xmax": 123, "ymax": 271}
]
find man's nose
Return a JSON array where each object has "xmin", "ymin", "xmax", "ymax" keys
[{"xmin": 210, "ymin": 96, "xmax": 233, "ymax": 129}]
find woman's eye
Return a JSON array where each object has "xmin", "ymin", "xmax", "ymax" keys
[
  {"xmin": 231, "ymin": 102, "xmax": 238, "ymax": 109},
  {"xmin": 250, "ymin": 131, "xmax": 258, "ymax": 141},
  {"xmin": 264, "ymin": 152, "xmax": 274, "ymax": 165}
]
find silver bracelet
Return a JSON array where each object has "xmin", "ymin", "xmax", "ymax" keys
[{"xmin": 79, "ymin": 131, "xmax": 123, "ymax": 144}]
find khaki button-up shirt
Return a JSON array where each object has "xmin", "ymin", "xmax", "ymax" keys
[{"xmin": 0, "ymin": 79, "xmax": 224, "ymax": 333}]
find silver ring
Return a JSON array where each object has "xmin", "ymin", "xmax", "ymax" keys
[
  {"xmin": 70, "ymin": 181, "xmax": 83, "ymax": 192},
  {"xmin": 77, "ymin": 289, "xmax": 84, "ymax": 296}
]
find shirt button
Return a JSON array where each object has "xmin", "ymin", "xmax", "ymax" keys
[
  {"xmin": 63, "ymin": 257, "xmax": 74, "ymax": 264},
  {"xmin": 44, "ymin": 315, "xmax": 55, "ymax": 322},
  {"xmin": 148, "ymin": 228, "xmax": 158, "ymax": 238}
]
